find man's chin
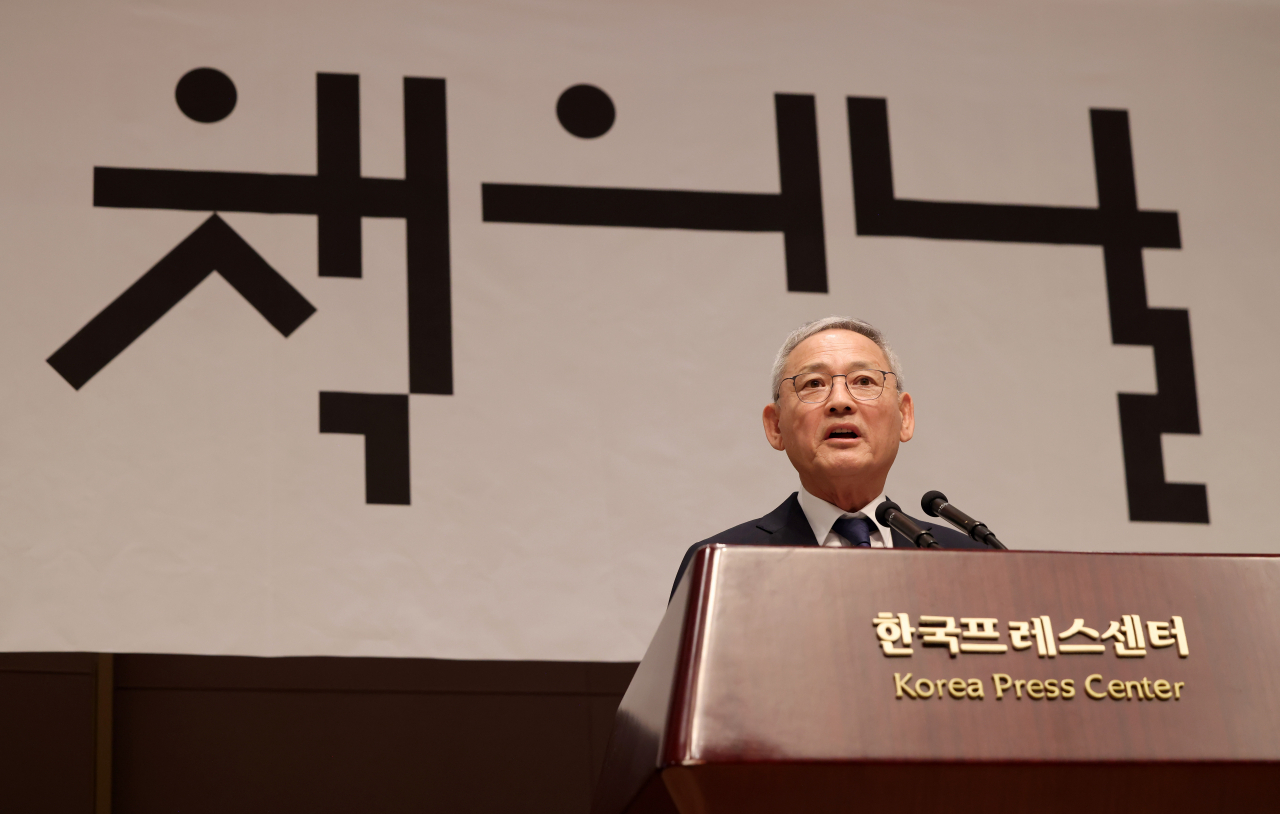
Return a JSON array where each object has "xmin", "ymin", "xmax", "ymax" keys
[{"xmin": 812, "ymin": 454, "xmax": 874, "ymax": 479}]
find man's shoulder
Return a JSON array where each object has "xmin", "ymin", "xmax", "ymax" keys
[
  {"xmin": 695, "ymin": 517, "xmax": 777, "ymax": 547},
  {"xmin": 671, "ymin": 493, "xmax": 810, "ymax": 598},
  {"xmin": 688, "ymin": 491, "xmax": 808, "ymax": 547}
]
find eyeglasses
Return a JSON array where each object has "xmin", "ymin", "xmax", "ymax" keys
[{"xmin": 780, "ymin": 369, "xmax": 895, "ymax": 403}]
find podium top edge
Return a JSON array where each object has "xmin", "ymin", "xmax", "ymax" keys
[{"xmin": 697, "ymin": 545, "xmax": 1280, "ymax": 559}]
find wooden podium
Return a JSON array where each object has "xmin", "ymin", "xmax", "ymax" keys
[{"xmin": 592, "ymin": 545, "xmax": 1280, "ymax": 814}]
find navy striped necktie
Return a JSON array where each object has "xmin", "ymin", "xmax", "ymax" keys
[{"xmin": 831, "ymin": 515, "xmax": 874, "ymax": 547}]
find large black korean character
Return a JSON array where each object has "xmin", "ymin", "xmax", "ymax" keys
[
  {"xmin": 848, "ymin": 98, "xmax": 1206, "ymax": 524},
  {"xmin": 54, "ymin": 71, "xmax": 452, "ymax": 398},
  {"xmin": 482, "ymin": 85, "xmax": 828, "ymax": 293},
  {"xmin": 48, "ymin": 69, "xmax": 455, "ymax": 505}
]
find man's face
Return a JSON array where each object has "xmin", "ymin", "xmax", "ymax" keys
[{"xmin": 762, "ymin": 330, "xmax": 914, "ymax": 506}]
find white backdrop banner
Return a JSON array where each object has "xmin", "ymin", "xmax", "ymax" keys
[{"xmin": 3, "ymin": 0, "xmax": 1279, "ymax": 660}]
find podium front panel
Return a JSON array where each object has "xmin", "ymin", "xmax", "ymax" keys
[
  {"xmin": 689, "ymin": 547, "xmax": 1278, "ymax": 762},
  {"xmin": 593, "ymin": 546, "xmax": 1280, "ymax": 814}
]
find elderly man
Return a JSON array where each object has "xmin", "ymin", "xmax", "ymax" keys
[{"xmin": 673, "ymin": 316, "xmax": 982, "ymax": 593}]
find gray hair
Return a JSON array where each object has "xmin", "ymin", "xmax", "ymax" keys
[{"xmin": 770, "ymin": 316, "xmax": 904, "ymax": 402}]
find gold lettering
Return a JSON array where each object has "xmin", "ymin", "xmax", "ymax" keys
[
  {"xmin": 915, "ymin": 678, "xmax": 935, "ymax": 698},
  {"xmin": 894, "ymin": 672, "xmax": 917, "ymax": 699},
  {"xmin": 1172, "ymin": 616, "xmax": 1189, "ymax": 657},
  {"xmin": 993, "ymin": 673, "xmax": 1012, "ymax": 699},
  {"xmin": 1061, "ymin": 678, "xmax": 1076, "ymax": 699},
  {"xmin": 948, "ymin": 678, "xmax": 967, "ymax": 699},
  {"xmin": 1027, "ymin": 679, "xmax": 1044, "ymax": 699},
  {"xmin": 1124, "ymin": 680, "xmax": 1142, "ymax": 700},
  {"xmin": 1108, "ymin": 679, "xmax": 1126, "ymax": 700},
  {"xmin": 1045, "ymin": 679, "xmax": 1060, "ymax": 699},
  {"xmin": 967, "ymin": 678, "xmax": 985, "ymax": 699},
  {"xmin": 1014, "ymin": 679, "xmax": 1027, "ymax": 699},
  {"xmin": 1140, "ymin": 678, "xmax": 1153, "ymax": 699},
  {"xmin": 1085, "ymin": 674, "xmax": 1106, "ymax": 699},
  {"xmin": 1153, "ymin": 679, "xmax": 1172, "ymax": 700},
  {"xmin": 1174, "ymin": 681, "xmax": 1184, "ymax": 700}
]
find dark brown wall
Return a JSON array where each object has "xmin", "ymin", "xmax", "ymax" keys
[
  {"xmin": 0, "ymin": 654, "xmax": 99, "ymax": 813},
  {"xmin": 0, "ymin": 653, "xmax": 636, "ymax": 814}
]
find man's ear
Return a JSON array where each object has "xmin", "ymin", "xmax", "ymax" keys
[
  {"xmin": 763, "ymin": 402, "xmax": 786, "ymax": 451},
  {"xmin": 898, "ymin": 391, "xmax": 915, "ymax": 443}
]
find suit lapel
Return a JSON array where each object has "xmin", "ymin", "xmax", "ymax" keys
[{"xmin": 756, "ymin": 492, "xmax": 820, "ymax": 547}]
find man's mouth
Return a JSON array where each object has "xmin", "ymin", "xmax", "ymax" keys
[{"xmin": 826, "ymin": 428, "xmax": 860, "ymax": 440}]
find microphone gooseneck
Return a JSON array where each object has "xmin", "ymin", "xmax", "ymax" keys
[
  {"xmin": 920, "ymin": 490, "xmax": 1007, "ymax": 550},
  {"xmin": 875, "ymin": 498, "xmax": 940, "ymax": 549}
]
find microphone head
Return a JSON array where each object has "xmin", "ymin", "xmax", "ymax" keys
[
  {"xmin": 874, "ymin": 498, "xmax": 900, "ymax": 527},
  {"xmin": 920, "ymin": 490, "xmax": 948, "ymax": 517}
]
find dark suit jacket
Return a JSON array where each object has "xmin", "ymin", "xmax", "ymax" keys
[{"xmin": 672, "ymin": 492, "xmax": 986, "ymax": 597}]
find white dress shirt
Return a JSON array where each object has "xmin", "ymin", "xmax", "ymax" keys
[{"xmin": 797, "ymin": 484, "xmax": 893, "ymax": 548}]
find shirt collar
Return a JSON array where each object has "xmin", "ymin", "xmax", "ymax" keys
[{"xmin": 797, "ymin": 484, "xmax": 890, "ymax": 546}]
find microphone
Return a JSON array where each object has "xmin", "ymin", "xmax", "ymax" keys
[
  {"xmin": 875, "ymin": 498, "xmax": 939, "ymax": 549},
  {"xmin": 920, "ymin": 491, "xmax": 1007, "ymax": 550}
]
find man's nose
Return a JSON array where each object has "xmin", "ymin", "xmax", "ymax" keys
[{"xmin": 827, "ymin": 377, "xmax": 856, "ymax": 412}]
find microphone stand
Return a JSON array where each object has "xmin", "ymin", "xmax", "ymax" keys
[
  {"xmin": 875, "ymin": 498, "xmax": 940, "ymax": 549},
  {"xmin": 920, "ymin": 491, "xmax": 1007, "ymax": 550}
]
